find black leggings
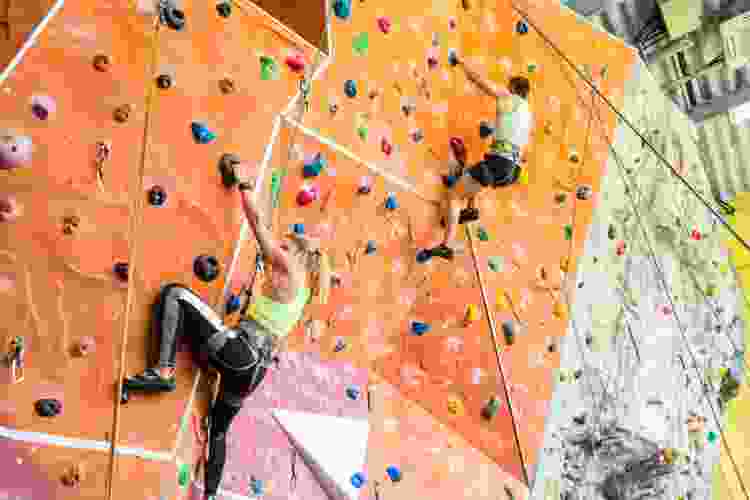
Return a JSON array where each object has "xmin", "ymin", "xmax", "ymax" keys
[{"xmin": 152, "ymin": 283, "xmax": 274, "ymax": 496}]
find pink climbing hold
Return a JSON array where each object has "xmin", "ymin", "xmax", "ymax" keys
[
  {"xmin": 297, "ymin": 184, "xmax": 319, "ymax": 206},
  {"xmin": 377, "ymin": 16, "xmax": 391, "ymax": 34},
  {"xmin": 285, "ymin": 53, "xmax": 306, "ymax": 73},
  {"xmin": 449, "ymin": 17, "xmax": 457, "ymax": 30},
  {"xmin": 0, "ymin": 196, "xmax": 19, "ymax": 222},
  {"xmin": 0, "ymin": 135, "xmax": 32, "ymax": 170}
]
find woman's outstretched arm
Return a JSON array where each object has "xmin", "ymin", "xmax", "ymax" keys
[{"xmin": 238, "ymin": 181, "xmax": 291, "ymax": 273}]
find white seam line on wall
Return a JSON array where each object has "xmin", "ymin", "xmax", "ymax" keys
[
  {"xmin": 0, "ymin": 0, "xmax": 65, "ymax": 85},
  {"xmin": 281, "ymin": 114, "xmax": 423, "ymax": 197},
  {"xmin": 234, "ymin": 0, "xmax": 318, "ymax": 55},
  {"xmin": 0, "ymin": 425, "xmax": 173, "ymax": 462}
]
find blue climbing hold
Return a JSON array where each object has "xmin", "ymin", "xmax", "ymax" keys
[
  {"xmin": 334, "ymin": 337, "xmax": 347, "ymax": 352},
  {"xmin": 346, "ymin": 385, "xmax": 361, "ymax": 400},
  {"xmin": 443, "ymin": 174, "xmax": 458, "ymax": 188},
  {"xmin": 249, "ymin": 477, "xmax": 264, "ymax": 495},
  {"xmin": 191, "ymin": 122, "xmax": 216, "ymax": 144},
  {"xmin": 225, "ymin": 294, "xmax": 241, "ymax": 314},
  {"xmin": 385, "ymin": 195, "xmax": 398, "ymax": 210},
  {"xmin": 386, "ymin": 466, "xmax": 402, "ymax": 482},
  {"xmin": 344, "ymin": 79, "xmax": 357, "ymax": 98},
  {"xmin": 411, "ymin": 321, "xmax": 430, "ymax": 336},
  {"xmin": 333, "ymin": 0, "xmax": 351, "ymax": 19},
  {"xmin": 350, "ymin": 472, "xmax": 366, "ymax": 488},
  {"xmin": 303, "ymin": 153, "xmax": 326, "ymax": 178},
  {"xmin": 516, "ymin": 20, "xmax": 529, "ymax": 34},
  {"xmin": 293, "ymin": 223, "xmax": 305, "ymax": 235},
  {"xmin": 416, "ymin": 249, "xmax": 432, "ymax": 263},
  {"xmin": 366, "ymin": 240, "xmax": 377, "ymax": 254}
]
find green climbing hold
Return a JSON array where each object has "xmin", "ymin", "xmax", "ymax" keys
[
  {"xmin": 564, "ymin": 225, "xmax": 573, "ymax": 240},
  {"xmin": 477, "ymin": 226, "xmax": 489, "ymax": 241},
  {"xmin": 178, "ymin": 462, "xmax": 190, "ymax": 487},
  {"xmin": 259, "ymin": 55, "xmax": 279, "ymax": 81},
  {"xmin": 555, "ymin": 193, "xmax": 566, "ymax": 204},
  {"xmin": 357, "ymin": 125, "xmax": 368, "ymax": 140},
  {"xmin": 488, "ymin": 256, "xmax": 503, "ymax": 272},
  {"xmin": 705, "ymin": 284, "xmax": 717, "ymax": 297},
  {"xmin": 271, "ymin": 170, "xmax": 284, "ymax": 208},
  {"xmin": 353, "ymin": 32, "xmax": 369, "ymax": 56},
  {"xmin": 707, "ymin": 431, "xmax": 718, "ymax": 443}
]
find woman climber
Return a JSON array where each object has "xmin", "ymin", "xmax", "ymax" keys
[
  {"xmin": 122, "ymin": 178, "xmax": 331, "ymax": 500},
  {"xmin": 427, "ymin": 52, "xmax": 533, "ymax": 260}
]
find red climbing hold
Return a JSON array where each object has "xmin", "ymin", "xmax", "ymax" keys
[
  {"xmin": 297, "ymin": 185, "xmax": 319, "ymax": 206},
  {"xmin": 285, "ymin": 53, "xmax": 306, "ymax": 73},
  {"xmin": 449, "ymin": 137, "xmax": 467, "ymax": 164},
  {"xmin": 616, "ymin": 241, "xmax": 626, "ymax": 256},
  {"xmin": 381, "ymin": 138, "xmax": 393, "ymax": 156},
  {"xmin": 377, "ymin": 17, "xmax": 391, "ymax": 34},
  {"xmin": 691, "ymin": 229, "xmax": 702, "ymax": 240}
]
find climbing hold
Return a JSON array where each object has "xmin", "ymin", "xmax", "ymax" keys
[
  {"xmin": 357, "ymin": 125, "xmax": 368, "ymax": 140},
  {"xmin": 516, "ymin": 20, "xmax": 529, "ymax": 34},
  {"xmin": 377, "ymin": 17, "xmax": 391, "ymax": 34},
  {"xmin": 194, "ymin": 255, "xmax": 220, "ymax": 282},
  {"xmin": 285, "ymin": 53, "xmax": 306, "ymax": 73},
  {"xmin": 381, "ymin": 138, "xmax": 393, "ymax": 156},
  {"xmin": 488, "ymin": 256, "xmax": 503, "ymax": 272},
  {"xmin": 411, "ymin": 321, "xmax": 430, "ymax": 336},
  {"xmin": 496, "ymin": 290, "xmax": 511, "ymax": 310},
  {"xmin": 576, "ymin": 185, "xmax": 592, "ymax": 200},
  {"xmin": 385, "ymin": 194, "xmax": 398, "ymax": 210},
  {"xmin": 560, "ymin": 257, "xmax": 569, "ymax": 272},
  {"xmin": 386, "ymin": 466, "xmax": 402, "ymax": 482},
  {"xmin": 334, "ymin": 337, "xmax": 347, "ymax": 352},
  {"xmin": 616, "ymin": 241, "xmax": 626, "ymax": 256},
  {"xmin": 554, "ymin": 193, "xmax": 567, "ymax": 204},
  {"xmin": 93, "ymin": 54, "xmax": 111, "ymax": 72},
  {"xmin": 416, "ymin": 249, "xmax": 432, "ymax": 263},
  {"xmin": 216, "ymin": 1, "xmax": 231, "ymax": 17},
  {"xmin": 292, "ymin": 223, "xmax": 305, "ymax": 235},
  {"xmin": 519, "ymin": 169, "xmax": 529, "ymax": 185},
  {"xmin": 31, "ymin": 95, "xmax": 55, "ymax": 120},
  {"xmin": 346, "ymin": 385, "xmax": 361, "ymax": 400},
  {"xmin": 432, "ymin": 32, "xmax": 441, "ymax": 47},
  {"xmin": 350, "ymin": 472, "xmax": 366, "ymax": 488},
  {"xmin": 481, "ymin": 396, "xmax": 501, "ymax": 420},
  {"xmin": 113, "ymin": 104, "xmax": 132, "ymax": 123},
  {"xmin": 156, "ymin": 74, "xmax": 173, "ymax": 89},
  {"xmin": 218, "ymin": 77, "xmax": 235, "ymax": 94},
  {"xmin": 447, "ymin": 396, "xmax": 465, "ymax": 415},
  {"xmin": 178, "ymin": 462, "xmax": 190, "ymax": 487},
  {"xmin": 297, "ymin": 185, "xmax": 319, "ymax": 206},
  {"xmin": 401, "ymin": 101, "xmax": 416, "ymax": 117},
  {"xmin": 461, "ymin": 0, "xmax": 471, "ymax": 10},
  {"xmin": 527, "ymin": 61, "xmax": 538, "ymax": 73},
  {"xmin": 443, "ymin": 175, "xmax": 458, "ymax": 188},
  {"xmin": 249, "ymin": 477, "xmax": 264, "ymax": 495},
  {"xmin": 366, "ymin": 240, "xmax": 377, "ymax": 254},
  {"xmin": 705, "ymin": 284, "xmax": 717, "ymax": 297},
  {"xmin": 449, "ymin": 17, "xmax": 457, "ymax": 30},
  {"xmin": 148, "ymin": 185, "xmax": 167, "ymax": 206},
  {"xmin": 410, "ymin": 129, "xmax": 424, "ymax": 144},
  {"xmin": 358, "ymin": 176, "xmax": 372, "ymax": 194},
  {"xmin": 35, "ymin": 398, "xmax": 62, "ymax": 417},
  {"xmin": 447, "ymin": 49, "xmax": 459, "ymax": 68},
  {"xmin": 352, "ymin": 32, "xmax": 369, "ymax": 56},
  {"xmin": 707, "ymin": 431, "xmax": 718, "ymax": 443},
  {"xmin": 259, "ymin": 55, "xmax": 278, "ymax": 81},
  {"xmin": 568, "ymin": 147, "xmax": 580, "ymax": 163},
  {"xmin": 427, "ymin": 53, "xmax": 439, "ymax": 70},
  {"xmin": 333, "ymin": 0, "xmax": 352, "ymax": 19},
  {"xmin": 449, "ymin": 137, "xmax": 467, "ymax": 164},
  {"xmin": 329, "ymin": 102, "xmax": 339, "ymax": 115},
  {"xmin": 344, "ymin": 80, "xmax": 357, "ymax": 98},
  {"xmin": 114, "ymin": 262, "xmax": 129, "ymax": 282},
  {"xmin": 477, "ymin": 226, "xmax": 489, "ymax": 241},
  {"xmin": 368, "ymin": 88, "xmax": 380, "ymax": 100},
  {"xmin": 479, "ymin": 121, "xmax": 494, "ymax": 139},
  {"xmin": 191, "ymin": 122, "xmax": 216, "ymax": 144},
  {"xmin": 543, "ymin": 121, "xmax": 552, "ymax": 135},
  {"xmin": 691, "ymin": 229, "xmax": 702, "ymax": 240},
  {"xmin": 564, "ymin": 225, "xmax": 573, "ymax": 240},
  {"xmin": 225, "ymin": 294, "xmax": 241, "ymax": 315},
  {"xmin": 303, "ymin": 153, "xmax": 326, "ymax": 178},
  {"xmin": 0, "ymin": 197, "xmax": 19, "ymax": 222},
  {"xmin": 547, "ymin": 338, "xmax": 558, "ymax": 353},
  {"xmin": 502, "ymin": 320, "xmax": 516, "ymax": 345},
  {"xmin": 159, "ymin": 0, "xmax": 186, "ymax": 30},
  {"xmin": 607, "ymin": 224, "xmax": 616, "ymax": 240},
  {"xmin": 464, "ymin": 304, "xmax": 479, "ymax": 325},
  {"xmin": 75, "ymin": 336, "xmax": 96, "ymax": 357},
  {"xmin": 218, "ymin": 153, "xmax": 241, "ymax": 188},
  {"xmin": 553, "ymin": 300, "xmax": 567, "ymax": 320}
]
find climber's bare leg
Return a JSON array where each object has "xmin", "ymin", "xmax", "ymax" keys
[{"xmin": 442, "ymin": 174, "xmax": 482, "ymax": 247}]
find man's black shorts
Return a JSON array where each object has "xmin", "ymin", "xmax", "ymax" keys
[{"xmin": 467, "ymin": 153, "xmax": 520, "ymax": 188}]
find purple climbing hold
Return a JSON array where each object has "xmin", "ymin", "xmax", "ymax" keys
[
  {"xmin": 31, "ymin": 95, "xmax": 56, "ymax": 120},
  {"xmin": 35, "ymin": 398, "xmax": 62, "ymax": 417},
  {"xmin": 0, "ymin": 135, "xmax": 32, "ymax": 170},
  {"xmin": 194, "ymin": 255, "xmax": 220, "ymax": 282}
]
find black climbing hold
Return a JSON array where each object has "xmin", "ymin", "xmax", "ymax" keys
[
  {"xmin": 194, "ymin": 255, "xmax": 220, "ymax": 282},
  {"xmin": 156, "ymin": 74, "xmax": 172, "ymax": 90},
  {"xmin": 219, "ymin": 153, "xmax": 241, "ymax": 188},
  {"xmin": 575, "ymin": 185, "xmax": 592, "ymax": 201},
  {"xmin": 216, "ymin": 1, "xmax": 231, "ymax": 17},
  {"xmin": 607, "ymin": 224, "xmax": 616, "ymax": 240},
  {"xmin": 573, "ymin": 415, "xmax": 585, "ymax": 425},
  {"xmin": 114, "ymin": 262, "xmax": 129, "ymax": 282},
  {"xmin": 35, "ymin": 398, "xmax": 62, "ymax": 417},
  {"xmin": 516, "ymin": 20, "xmax": 529, "ymax": 34},
  {"xmin": 148, "ymin": 185, "xmax": 167, "ymax": 206},
  {"xmin": 344, "ymin": 80, "xmax": 357, "ymax": 98},
  {"xmin": 479, "ymin": 121, "xmax": 494, "ymax": 139},
  {"xmin": 574, "ymin": 369, "xmax": 583, "ymax": 379},
  {"xmin": 120, "ymin": 386, "xmax": 129, "ymax": 405},
  {"xmin": 159, "ymin": 0, "xmax": 186, "ymax": 31}
]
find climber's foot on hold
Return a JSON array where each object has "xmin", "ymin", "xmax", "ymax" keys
[
  {"xmin": 429, "ymin": 243, "xmax": 454, "ymax": 260},
  {"xmin": 123, "ymin": 367, "xmax": 176, "ymax": 393}
]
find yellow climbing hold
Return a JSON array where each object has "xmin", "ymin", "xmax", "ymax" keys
[
  {"xmin": 560, "ymin": 256, "xmax": 569, "ymax": 273},
  {"xmin": 553, "ymin": 300, "xmax": 567, "ymax": 320},
  {"xmin": 519, "ymin": 168, "xmax": 529, "ymax": 185},
  {"xmin": 496, "ymin": 290, "xmax": 511, "ymax": 310},
  {"xmin": 465, "ymin": 304, "xmax": 479, "ymax": 324},
  {"xmin": 447, "ymin": 395, "xmax": 465, "ymax": 416}
]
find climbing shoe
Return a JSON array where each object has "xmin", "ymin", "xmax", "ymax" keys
[
  {"xmin": 429, "ymin": 244, "xmax": 454, "ymax": 260},
  {"xmin": 123, "ymin": 368, "xmax": 176, "ymax": 393}
]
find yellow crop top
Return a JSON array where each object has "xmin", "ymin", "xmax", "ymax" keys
[{"xmin": 244, "ymin": 286, "xmax": 311, "ymax": 340}]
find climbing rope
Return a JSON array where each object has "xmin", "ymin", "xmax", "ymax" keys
[
  {"xmin": 465, "ymin": 225, "xmax": 530, "ymax": 487},
  {"xmin": 509, "ymin": 2, "xmax": 750, "ymax": 255},
  {"xmin": 105, "ymin": 16, "xmax": 162, "ymax": 500}
]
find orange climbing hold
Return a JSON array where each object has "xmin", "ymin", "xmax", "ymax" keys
[{"xmin": 553, "ymin": 300, "xmax": 567, "ymax": 320}]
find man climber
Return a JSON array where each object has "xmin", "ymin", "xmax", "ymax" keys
[
  {"xmin": 122, "ymin": 178, "xmax": 331, "ymax": 500},
  {"xmin": 428, "ymin": 53, "xmax": 533, "ymax": 260}
]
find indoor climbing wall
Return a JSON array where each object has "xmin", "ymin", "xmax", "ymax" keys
[
  {"xmin": 0, "ymin": 0, "xmax": 320, "ymax": 498},
  {"xmin": 532, "ymin": 48, "xmax": 747, "ymax": 500},
  {"xmin": 273, "ymin": 0, "xmax": 636, "ymax": 492}
]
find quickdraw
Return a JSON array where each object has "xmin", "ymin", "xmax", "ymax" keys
[{"xmin": 299, "ymin": 77, "xmax": 311, "ymax": 112}]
